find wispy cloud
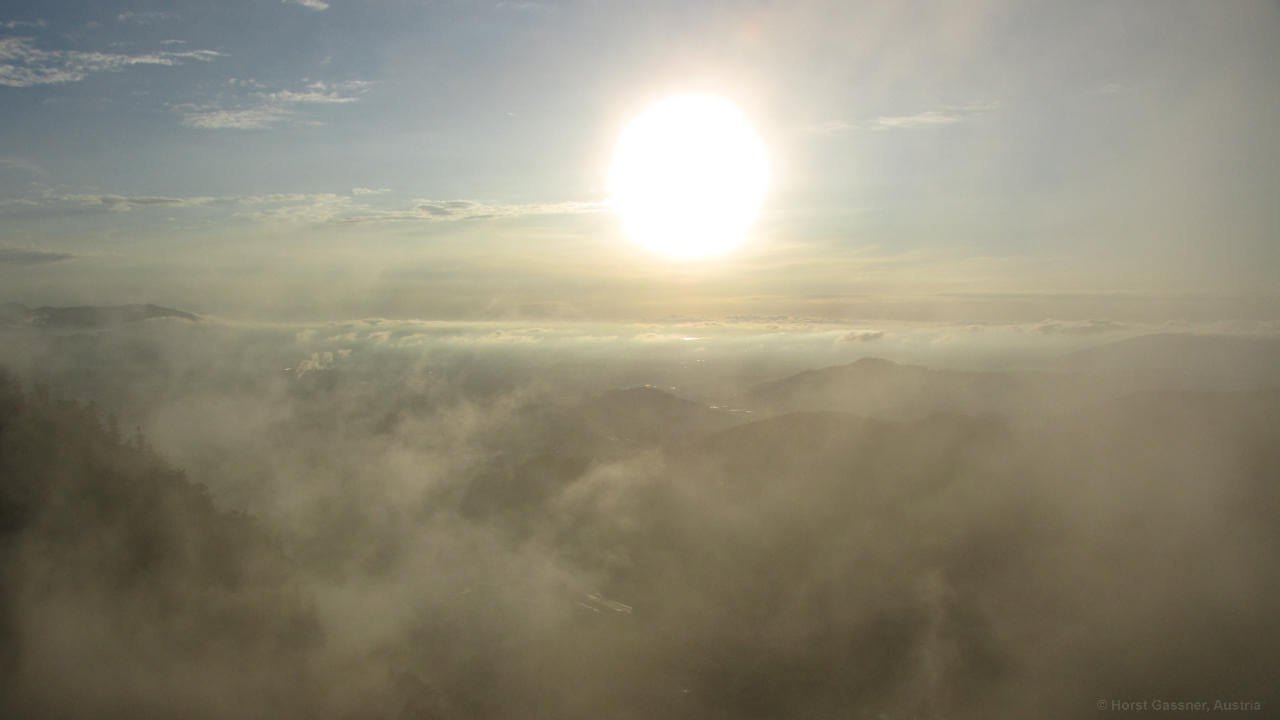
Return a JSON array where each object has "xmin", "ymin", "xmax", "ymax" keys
[
  {"xmin": 803, "ymin": 120, "xmax": 853, "ymax": 136},
  {"xmin": 0, "ymin": 190, "xmax": 287, "ymax": 219},
  {"xmin": 808, "ymin": 102, "xmax": 998, "ymax": 135},
  {"xmin": 0, "ymin": 247, "xmax": 72, "ymax": 265},
  {"xmin": 0, "ymin": 190, "xmax": 221, "ymax": 216},
  {"xmin": 175, "ymin": 80, "xmax": 370, "ymax": 129},
  {"xmin": 839, "ymin": 329, "xmax": 885, "ymax": 343},
  {"xmin": 284, "ymin": 0, "xmax": 330, "ymax": 11},
  {"xmin": 0, "ymin": 188, "xmax": 606, "ymax": 228},
  {"xmin": 874, "ymin": 110, "xmax": 966, "ymax": 129},
  {"xmin": 82, "ymin": 191, "xmax": 352, "ymax": 223},
  {"xmin": 0, "ymin": 156, "xmax": 47, "ymax": 179},
  {"xmin": 0, "ymin": 36, "xmax": 221, "ymax": 88},
  {"xmin": 872, "ymin": 102, "xmax": 997, "ymax": 131},
  {"xmin": 417, "ymin": 199, "xmax": 488, "ymax": 218},
  {"xmin": 116, "ymin": 11, "xmax": 175, "ymax": 25},
  {"xmin": 338, "ymin": 198, "xmax": 609, "ymax": 223},
  {"xmin": 237, "ymin": 193, "xmax": 356, "ymax": 223},
  {"xmin": 265, "ymin": 88, "xmax": 360, "ymax": 104},
  {"xmin": 495, "ymin": 1, "xmax": 546, "ymax": 11},
  {"xmin": 175, "ymin": 107, "xmax": 289, "ymax": 130},
  {"xmin": 83, "ymin": 194, "xmax": 219, "ymax": 211},
  {"xmin": 1, "ymin": 19, "xmax": 45, "ymax": 30},
  {"xmin": 1032, "ymin": 319, "xmax": 1127, "ymax": 336}
]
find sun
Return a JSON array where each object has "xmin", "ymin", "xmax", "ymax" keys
[{"xmin": 609, "ymin": 96, "xmax": 768, "ymax": 257}]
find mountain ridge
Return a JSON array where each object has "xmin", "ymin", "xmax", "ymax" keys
[{"xmin": 0, "ymin": 303, "xmax": 199, "ymax": 328}]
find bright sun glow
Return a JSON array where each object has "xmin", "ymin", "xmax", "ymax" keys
[{"xmin": 610, "ymin": 96, "xmax": 768, "ymax": 257}]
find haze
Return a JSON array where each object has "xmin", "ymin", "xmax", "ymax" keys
[{"xmin": 1, "ymin": 2, "xmax": 1278, "ymax": 719}]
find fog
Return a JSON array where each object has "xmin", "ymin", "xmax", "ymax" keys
[{"xmin": 1, "ymin": 311, "xmax": 1277, "ymax": 718}]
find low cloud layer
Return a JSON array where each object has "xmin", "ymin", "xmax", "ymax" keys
[
  {"xmin": 1, "ymin": 317, "xmax": 1277, "ymax": 718},
  {"xmin": 840, "ymin": 329, "xmax": 884, "ymax": 342},
  {"xmin": 0, "ymin": 247, "xmax": 71, "ymax": 265}
]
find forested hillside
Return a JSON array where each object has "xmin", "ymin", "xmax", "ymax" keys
[{"xmin": 0, "ymin": 370, "xmax": 319, "ymax": 719}]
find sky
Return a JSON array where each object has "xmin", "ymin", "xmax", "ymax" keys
[{"xmin": 1, "ymin": 0, "xmax": 1278, "ymax": 323}]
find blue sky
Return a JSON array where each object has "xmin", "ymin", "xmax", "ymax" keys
[{"xmin": 1, "ymin": 0, "xmax": 1277, "ymax": 322}]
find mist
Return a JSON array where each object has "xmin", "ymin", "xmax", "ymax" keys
[
  {"xmin": 1, "ymin": 312, "xmax": 1276, "ymax": 719},
  {"xmin": 2, "ymin": 2, "xmax": 1277, "ymax": 715}
]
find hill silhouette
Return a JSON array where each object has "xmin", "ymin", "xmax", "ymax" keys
[
  {"xmin": 0, "ymin": 303, "xmax": 199, "ymax": 329},
  {"xmin": 581, "ymin": 385, "xmax": 741, "ymax": 445},
  {"xmin": 1056, "ymin": 332, "xmax": 1280, "ymax": 389},
  {"xmin": 747, "ymin": 357, "xmax": 1096, "ymax": 420}
]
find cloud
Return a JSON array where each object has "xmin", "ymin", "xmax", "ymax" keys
[
  {"xmin": 2, "ymin": 312, "xmax": 1277, "ymax": 718},
  {"xmin": 176, "ymin": 107, "xmax": 289, "ymax": 130},
  {"xmin": 1032, "ymin": 319, "xmax": 1127, "ymax": 336},
  {"xmin": 175, "ymin": 80, "xmax": 371, "ymax": 130},
  {"xmin": 803, "ymin": 120, "xmax": 853, "ymax": 136},
  {"xmin": 0, "ymin": 189, "xmax": 347, "ymax": 223},
  {"xmin": 238, "ymin": 193, "xmax": 356, "ymax": 223},
  {"xmin": 284, "ymin": 0, "xmax": 331, "ymax": 11},
  {"xmin": 339, "ymin": 198, "xmax": 608, "ymax": 224},
  {"xmin": 99, "ymin": 194, "xmax": 217, "ymax": 211},
  {"xmin": 495, "ymin": 1, "xmax": 546, "ymax": 11},
  {"xmin": 115, "ymin": 11, "xmax": 174, "ymax": 24},
  {"xmin": 0, "ymin": 36, "xmax": 221, "ymax": 88},
  {"xmin": 839, "ymin": 329, "xmax": 885, "ymax": 343},
  {"xmin": 417, "ymin": 199, "xmax": 482, "ymax": 218},
  {"xmin": 0, "ymin": 247, "xmax": 72, "ymax": 265},
  {"xmin": 0, "ymin": 156, "xmax": 47, "ymax": 179},
  {"xmin": 871, "ymin": 102, "xmax": 997, "ymax": 131},
  {"xmin": 0, "ymin": 186, "xmax": 605, "ymax": 229},
  {"xmin": 65, "ymin": 193, "xmax": 217, "ymax": 212},
  {"xmin": 443, "ymin": 329, "xmax": 545, "ymax": 346},
  {"xmin": 0, "ymin": 190, "xmax": 226, "ymax": 220},
  {"xmin": 803, "ymin": 103, "xmax": 996, "ymax": 135},
  {"xmin": 874, "ymin": 110, "xmax": 965, "ymax": 129},
  {"xmin": 265, "ymin": 89, "xmax": 360, "ymax": 105},
  {"xmin": 292, "ymin": 350, "xmax": 341, "ymax": 377},
  {"xmin": 0, "ymin": 20, "xmax": 46, "ymax": 30}
]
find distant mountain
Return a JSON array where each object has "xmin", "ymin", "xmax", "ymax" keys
[
  {"xmin": 696, "ymin": 410, "xmax": 878, "ymax": 463},
  {"xmin": 746, "ymin": 357, "xmax": 1096, "ymax": 420},
  {"xmin": 703, "ymin": 386, "xmax": 1280, "ymax": 484},
  {"xmin": 0, "ymin": 303, "xmax": 199, "ymax": 328},
  {"xmin": 580, "ymin": 385, "xmax": 743, "ymax": 445},
  {"xmin": 1056, "ymin": 332, "xmax": 1280, "ymax": 389},
  {"xmin": 36, "ymin": 303, "xmax": 199, "ymax": 328},
  {"xmin": 0, "ymin": 302, "xmax": 32, "ymax": 327},
  {"xmin": 684, "ymin": 409, "xmax": 1010, "ymax": 495}
]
